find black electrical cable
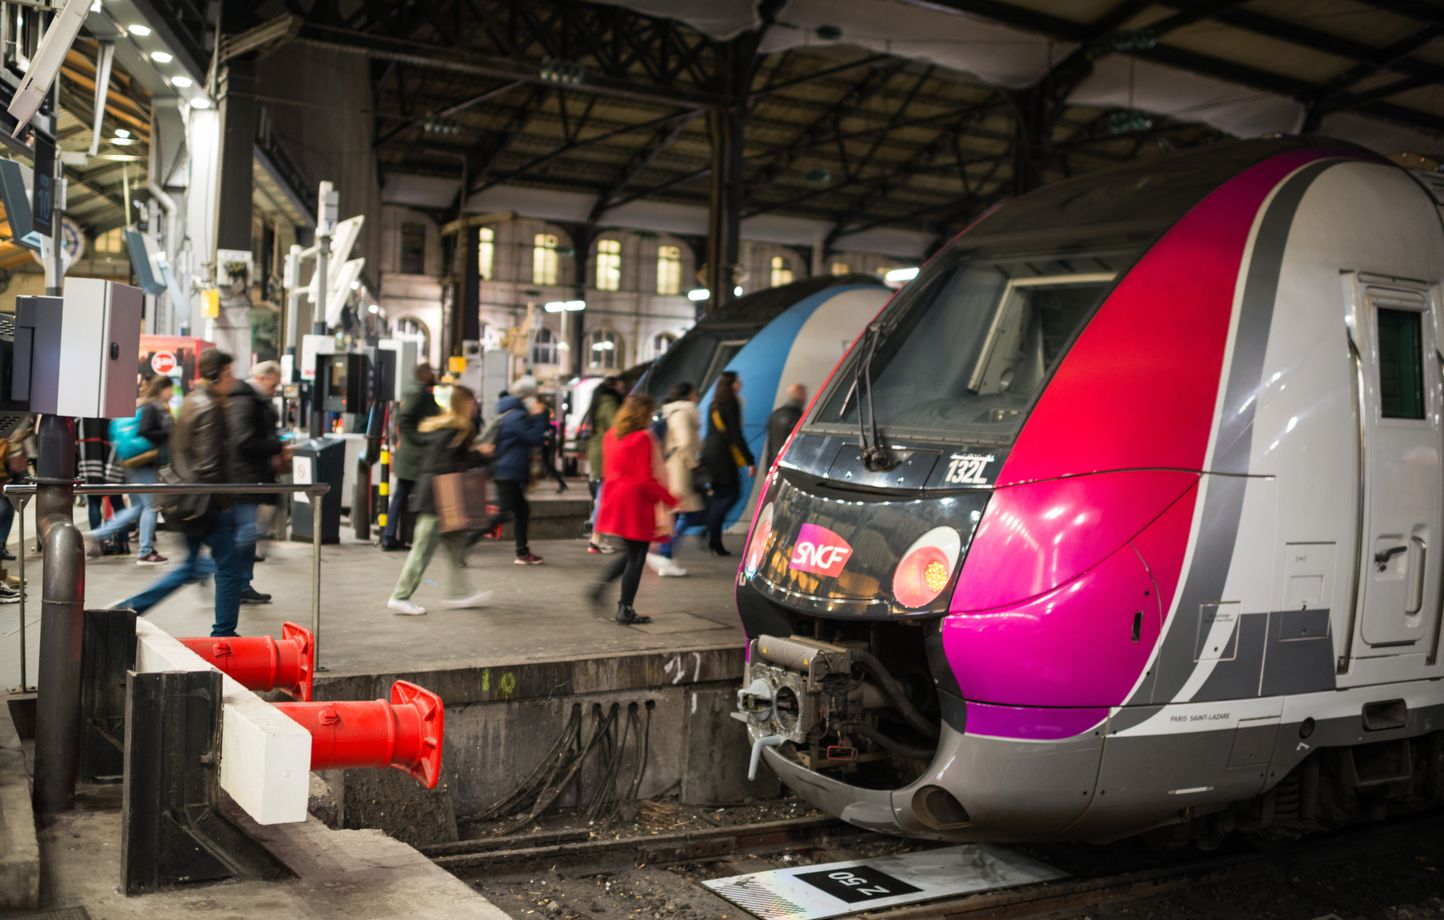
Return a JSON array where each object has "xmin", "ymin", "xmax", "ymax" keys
[
  {"xmin": 459, "ymin": 702, "xmax": 580, "ymax": 824},
  {"xmin": 626, "ymin": 700, "xmax": 654, "ymax": 805},
  {"xmin": 498, "ymin": 703, "xmax": 619, "ymax": 836},
  {"xmin": 851, "ymin": 648, "xmax": 939, "ymax": 740},
  {"xmin": 842, "ymin": 722, "xmax": 934, "ymax": 761}
]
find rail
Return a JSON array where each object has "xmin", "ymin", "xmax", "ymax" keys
[{"xmin": 4, "ymin": 481, "xmax": 331, "ymax": 691}]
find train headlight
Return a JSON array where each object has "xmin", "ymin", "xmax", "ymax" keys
[
  {"xmin": 892, "ymin": 526, "xmax": 962, "ymax": 609},
  {"xmin": 744, "ymin": 502, "xmax": 774, "ymax": 578}
]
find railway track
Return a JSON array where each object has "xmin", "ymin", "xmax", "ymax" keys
[{"xmin": 433, "ymin": 810, "xmax": 1443, "ymax": 918}]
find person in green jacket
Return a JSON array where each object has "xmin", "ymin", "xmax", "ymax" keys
[
  {"xmin": 585, "ymin": 376, "xmax": 623, "ymax": 554},
  {"xmin": 382, "ymin": 363, "xmax": 440, "ymax": 551}
]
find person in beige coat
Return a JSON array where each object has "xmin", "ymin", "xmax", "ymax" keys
[{"xmin": 648, "ymin": 382, "xmax": 705, "ymax": 576}]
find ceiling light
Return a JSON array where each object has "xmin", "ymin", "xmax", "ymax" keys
[
  {"xmin": 563, "ymin": 299, "xmax": 585, "ymax": 311},
  {"xmin": 368, "ymin": 304, "xmax": 380, "ymax": 314},
  {"xmin": 150, "ymin": 51, "xmax": 173, "ymax": 63},
  {"xmin": 114, "ymin": 128, "xmax": 130, "ymax": 138},
  {"xmin": 111, "ymin": 137, "xmax": 135, "ymax": 146},
  {"xmin": 129, "ymin": 24, "xmax": 151, "ymax": 36},
  {"xmin": 733, "ymin": 285, "xmax": 743, "ymax": 296},
  {"xmin": 190, "ymin": 97, "xmax": 211, "ymax": 109},
  {"xmin": 687, "ymin": 288, "xmax": 709, "ymax": 302},
  {"xmin": 172, "ymin": 75, "xmax": 192, "ymax": 87}
]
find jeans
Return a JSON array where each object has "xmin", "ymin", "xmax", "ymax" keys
[
  {"xmin": 234, "ymin": 501, "xmax": 263, "ymax": 591},
  {"xmin": 495, "ymin": 479, "xmax": 530, "ymax": 557},
  {"xmin": 87, "ymin": 493, "xmax": 127, "ymax": 530},
  {"xmin": 118, "ymin": 507, "xmax": 239, "ymax": 636},
  {"xmin": 391, "ymin": 513, "xmax": 472, "ymax": 600},
  {"xmin": 383, "ymin": 478, "xmax": 414, "ymax": 545},
  {"xmin": 588, "ymin": 480, "xmax": 604, "ymax": 528},
  {"xmin": 89, "ymin": 466, "xmax": 159, "ymax": 555},
  {"xmin": 705, "ymin": 483, "xmax": 740, "ymax": 548},
  {"xmin": 602, "ymin": 539, "xmax": 650, "ymax": 606},
  {"xmin": 655, "ymin": 512, "xmax": 693, "ymax": 559}
]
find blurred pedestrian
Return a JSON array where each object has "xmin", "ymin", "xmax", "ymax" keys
[
  {"xmin": 388, "ymin": 384, "xmax": 492, "ymax": 615},
  {"xmin": 120, "ymin": 350, "xmax": 242, "ymax": 637},
  {"xmin": 539, "ymin": 402, "xmax": 569, "ymax": 493},
  {"xmin": 229, "ymin": 360, "xmax": 287, "ymax": 604},
  {"xmin": 701, "ymin": 371, "xmax": 754, "ymax": 556},
  {"xmin": 584, "ymin": 376, "xmax": 623, "ymax": 554},
  {"xmin": 589, "ymin": 394, "xmax": 678, "ymax": 625},
  {"xmin": 490, "ymin": 376, "xmax": 549, "ymax": 565},
  {"xmin": 86, "ymin": 376, "xmax": 173, "ymax": 564},
  {"xmin": 79, "ymin": 418, "xmax": 128, "ymax": 556},
  {"xmin": 765, "ymin": 383, "xmax": 807, "ymax": 470},
  {"xmin": 648, "ymin": 381, "xmax": 703, "ymax": 577},
  {"xmin": 383, "ymin": 363, "xmax": 439, "ymax": 551},
  {"xmin": 0, "ymin": 414, "xmax": 32, "ymax": 565}
]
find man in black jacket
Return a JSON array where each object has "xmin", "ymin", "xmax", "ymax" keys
[
  {"xmin": 764, "ymin": 383, "xmax": 806, "ymax": 471},
  {"xmin": 229, "ymin": 361, "xmax": 286, "ymax": 604},
  {"xmin": 117, "ymin": 349, "xmax": 244, "ymax": 637}
]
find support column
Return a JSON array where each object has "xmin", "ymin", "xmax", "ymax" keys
[
  {"xmin": 568, "ymin": 222, "xmax": 592, "ymax": 377},
  {"xmin": 461, "ymin": 224, "xmax": 480, "ymax": 345},
  {"xmin": 214, "ymin": 60, "xmax": 257, "ymax": 366},
  {"xmin": 704, "ymin": 102, "xmax": 743, "ymax": 317}
]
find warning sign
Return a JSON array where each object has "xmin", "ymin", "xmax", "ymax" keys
[{"xmin": 151, "ymin": 351, "xmax": 178, "ymax": 375}]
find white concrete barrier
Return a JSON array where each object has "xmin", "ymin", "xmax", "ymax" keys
[{"xmin": 134, "ymin": 619, "xmax": 311, "ymax": 825}]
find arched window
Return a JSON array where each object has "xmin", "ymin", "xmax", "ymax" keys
[
  {"xmin": 533, "ymin": 232, "xmax": 559, "ymax": 285},
  {"xmin": 395, "ymin": 316, "xmax": 432, "ymax": 363},
  {"xmin": 595, "ymin": 238, "xmax": 621, "ymax": 291},
  {"xmin": 651, "ymin": 332, "xmax": 676, "ymax": 359},
  {"xmin": 531, "ymin": 326, "xmax": 559, "ymax": 366},
  {"xmin": 478, "ymin": 227, "xmax": 495, "ymax": 281},
  {"xmin": 585, "ymin": 329, "xmax": 621, "ymax": 371},
  {"xmin": 656, "ymin": 244, "xmax": 681, "ymax": 295},
  {"xmin": 770, "ymin": 255, "xmax": 794, "ymax": 287}
]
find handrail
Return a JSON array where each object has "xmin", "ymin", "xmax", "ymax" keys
[{"xmin": 5, "ymin": 481, "xmax": 333, "ymax": 691}]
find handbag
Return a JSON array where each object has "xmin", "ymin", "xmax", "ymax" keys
[
  {"xmin": 155, "ymin": 464, "xmax": 216, "ymax": 536},
  {"xmin": 122, "ymin": 448, "xmax": 159, "ymax": 470},
  {"xmin": 432, "ymin": 468, "xmax": 491, "ymax": 534}
]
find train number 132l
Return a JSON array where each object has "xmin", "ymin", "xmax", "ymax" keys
[{"xmin": 945, "ymin": 453, "xmax": 995, "ymax": 486}]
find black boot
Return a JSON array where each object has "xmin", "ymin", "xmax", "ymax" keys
[{"xmin": 615, "ymin": 602, "xmax": 653, "ymax": 625}]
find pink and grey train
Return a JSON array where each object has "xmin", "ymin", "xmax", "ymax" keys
[{"xmin": 732, "ymin": 138, "xmax": 1444, "ymax": 845}]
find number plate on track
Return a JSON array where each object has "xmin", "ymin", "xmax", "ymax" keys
[{"xmin": 701, "ymin": 844, "xmax": 1066, "ymax": 919}]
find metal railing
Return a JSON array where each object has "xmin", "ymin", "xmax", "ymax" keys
[{"xmin": 5, "ymin": 481, "xmax": 331, "ymax": 691}]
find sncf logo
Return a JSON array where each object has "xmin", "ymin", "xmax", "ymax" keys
[{"xmin": 790, "ymin": 523, "xmax": 853, "ymax": 578}]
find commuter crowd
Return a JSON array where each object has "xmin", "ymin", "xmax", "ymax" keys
[
  {"xmin": 381, "ymin": 364, "xmax": 807, "ymax": 627},
  {"xmin": 7, "ymin": 351, "xmax": 810, "ymax": 635}
]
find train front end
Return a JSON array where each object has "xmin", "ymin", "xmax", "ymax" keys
[{"xmin": 731, "ymin": 139, "xmax": 1355, "ymax": 842}]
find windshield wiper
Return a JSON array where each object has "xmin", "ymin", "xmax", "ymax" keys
[{"xmin": 852, "ymin": 322, "xmax": 893, "ymax": 472}]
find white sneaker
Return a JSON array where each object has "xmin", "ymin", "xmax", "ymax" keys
[
  {"xmin": 659, "ymin": 560, "xmax": 688, "ymax": 578},
  {"xmin": 441, "ymin": 591, "xmax": 492, "ymax": 610},
  {"xmin": 646, "ymin": 553, "xmax": 668, "ymax": 574},
  {"xmin": 388, "ymin": 597, "xmax": 427, "ymax": 616}
]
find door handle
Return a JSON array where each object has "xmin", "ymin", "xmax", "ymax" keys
[
  {"xmin": 1375, "ymin": 544, "xmax": 1408, "ymax": 569},
  {"xmin": 1407, "ymin": 536, "xmax": 1426, "ymax": 616}
]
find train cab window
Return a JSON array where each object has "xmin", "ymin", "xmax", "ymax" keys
[{"xmin": 1377, "ymin": 308, "xmax": 1426, "ymax": 420}]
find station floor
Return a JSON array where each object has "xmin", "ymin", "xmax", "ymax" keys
[{"xmin": 1, "ymin": 501, "xmax": 747, "ymax": 687}]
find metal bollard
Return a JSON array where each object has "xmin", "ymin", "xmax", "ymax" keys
[{"xmin": 273, "ymin": 680, "xmax": 443, "ymax": 789}]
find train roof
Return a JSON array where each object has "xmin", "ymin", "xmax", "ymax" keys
[{"xmin": 695, "ymin": 273, "xmax": 886, "ymax": 332}]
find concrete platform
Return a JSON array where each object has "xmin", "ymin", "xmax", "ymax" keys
[{"xmin": 37, "ymin": 783, "xmax": 509, "ymax": 919}]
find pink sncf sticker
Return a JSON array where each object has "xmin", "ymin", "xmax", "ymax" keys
[{"xmin": 790, "ymin": 523, "xmax": 853, "ymax": 578}]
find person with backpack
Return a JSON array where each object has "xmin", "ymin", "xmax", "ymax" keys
[
  {"xmin": 584, "ymin": 376, "xmax": 624, "ymax": 554},
  {"xmin": 387, "ymin": 384, "xmax": 492, "ymax": 615},
  {"xmin": 488, "ymin": 376, "xmax": 550, "ymax": 565},
  {"xmin": 85, "ymin": 376, "xmax": 174, "ymax": 564}
]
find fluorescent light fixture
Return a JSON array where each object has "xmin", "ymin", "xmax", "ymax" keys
[
  {"xmin": 884, "ymin": 266, "xmax": 919, "ymax": 284},
  {"xmin": 543, "ymin": 301, "xmax": 566, "ymax": 313},
  {"xmin": 591, "ymin": 341, "xmax": 614, "ymax": 351},
  {"xmin": 733, "ymin": 286, "xmax": 743, "ymax": 296},
  {"xmin": 150, "ymin": 50, "xmax": 172, "ymax": 63},
  {"xmin": 687, "ymin": 288, "xmax": 709, "ymax": 302},
  {"xmin": 171, "ymin": 75, "xmax": 193, "ymax": 87},
  {"xmin": 111, "ymin": 137, "xmax": 135, "ymax": 145},
  {"xmin": 128, "ymin": 23, "xmax": 151, "ymax": 35},
  {"xmin": 114, "ymin": 128, "xmax": 130, "ymax": 138},
  {"xmin": 190, "ymin": 97, "xmax": 211, "ymax": 109},
  {"xmin": 564, "ymin": 299, "xmax": 585, "ymax": 311}
]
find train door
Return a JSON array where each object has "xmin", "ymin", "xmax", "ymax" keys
[{"xmin": 1348, "ymin": 277, "xmax": 1443, "ymax": 654}]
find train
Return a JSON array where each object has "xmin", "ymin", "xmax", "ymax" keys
[
  {"xmin": 732, "ymin": 137, "xmax": 1444, "ymax": 846},
  {"xmin": 637, "ymin": 275, "xmax": 890, "ymax": 530}
]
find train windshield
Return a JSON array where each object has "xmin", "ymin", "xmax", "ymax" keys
[{"xmin": 815, "ymin": 242, "xmax": 1143, "ymax": 444}]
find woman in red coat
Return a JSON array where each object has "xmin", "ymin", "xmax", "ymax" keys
[{"xmin": 590, "ymin": 394, "xmax": 679, "ymax": 624}]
